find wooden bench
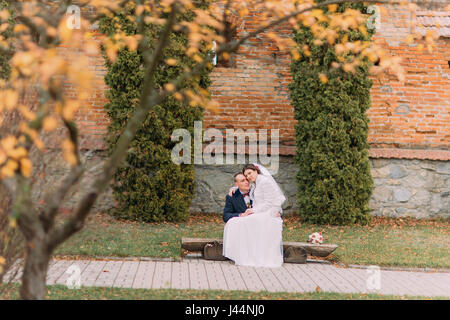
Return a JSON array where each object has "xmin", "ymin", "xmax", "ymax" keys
[{"xmin": 181, "ymin": 237, "xmax": 338, "ymax": 264}]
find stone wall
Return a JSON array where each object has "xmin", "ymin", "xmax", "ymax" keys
[
  {"xmin": 370, "ymin": 158, "xmax": 449, "ymax": 219},
  {"xmin": 192, "ymin": 157, "xmax": 449, "ymax": 219},
  {"xmin": 38, "ymin": 149, "xmax": 449, "ymax": 219}
]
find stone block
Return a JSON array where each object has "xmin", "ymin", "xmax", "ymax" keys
[{"xmin": 393, "ymin": 188, "xmax": 411, "ymax": 202}]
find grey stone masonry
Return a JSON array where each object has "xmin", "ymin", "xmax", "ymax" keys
[
  {"xmin": 33, "ymin": 150, "xmax": 449, "ymax": 219},
  {"xmin": 191, "ymin": 157, "xmax": 450, "ymax": 219},
  {"xmin": 369, "ymin": 159, "xmax": 450, "ymax": 219}
]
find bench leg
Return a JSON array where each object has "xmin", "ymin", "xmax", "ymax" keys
[
  {"xmin": 283, "ymin": 246, "xmax": 307, "ymax": 264},
  {"xmin": 203, "ymin": 241, "xmax": 228, "ymax": 261}
]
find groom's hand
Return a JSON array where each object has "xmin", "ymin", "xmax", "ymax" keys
[{"xmin": 239, "ymin": 209, "xmax": 254, "ymax": 217}]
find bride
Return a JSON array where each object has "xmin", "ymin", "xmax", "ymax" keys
[{"xmin": 222, "ymin": 163, "xmax": 285, "ymax": 268}]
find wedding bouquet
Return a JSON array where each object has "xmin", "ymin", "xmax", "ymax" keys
[{"xmin": 308, "ymin": 232, "xmax": 324, "ymax": 244}]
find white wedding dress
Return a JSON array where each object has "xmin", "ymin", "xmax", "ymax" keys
[{"xmin": 222, "ymin": 171, "xmax": 285, "ymax": 268}]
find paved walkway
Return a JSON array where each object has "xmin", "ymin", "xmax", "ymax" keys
[{"xmin": 4, "ymin": 257, "xmax": 450, "ymax": 297}]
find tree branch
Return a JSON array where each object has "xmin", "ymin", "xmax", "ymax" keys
[{"xmin": 40, "ymin": 164, "xmax": 85, "ymax": 233}]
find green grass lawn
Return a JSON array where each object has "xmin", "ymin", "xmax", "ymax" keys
[
  {"xmin": 54, "ymin": 212, "xmax": 450, "ymax": 269},
  {"xmin": 1, "ymin": 283, "xmax": 446, "ymax": 300}
]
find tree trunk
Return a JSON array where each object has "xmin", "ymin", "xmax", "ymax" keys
[{"xmin": 19, "ymin": 238, "xmax": 51, "ymax": 300}]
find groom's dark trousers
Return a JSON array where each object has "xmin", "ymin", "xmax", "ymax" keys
[{"xmin": 222, "ymin": 189, "xmax": 248, "ymax": 223}]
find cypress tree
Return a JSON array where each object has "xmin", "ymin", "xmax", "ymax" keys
[
  {"xmin": 289, "ymin": 1, "xmax": 374, "ymax": 225},
  {"xmin": 99, "ymin": 1, "xmax": 211, "ymax": 222}
]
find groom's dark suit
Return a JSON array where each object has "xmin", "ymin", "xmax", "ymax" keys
[{"xmin": 222, "ymin": 189, "xmax": 250, "ymax": 223}]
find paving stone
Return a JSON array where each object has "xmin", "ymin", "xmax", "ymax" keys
[
  {"xmin": 237, "ymin": 266, "xmax": 266, "ymax": 292},
  {"xmin": 253, "ymin": 267, "xmax": 286, "ymax": 292},
  {"xmin": 220, "ymin": 262, "xmax": 248, "ymax": 291},
  {"xmin": 114, "ymin": 261, "xmax": 140, "ymax": 288},
  {"xmin": 295, "ymin": 264, "xmax": 341, "ymax": 293},
  {"xmin": 80, "ymin": 261, "xmax": 107, "ymax": 287},
  {"xmin": 3, "ymin": 260, "xmax": 24, "ymax": 283},
  {"xmin": 314, "ymin": 265, "xmax": 360, "ymax": 294},
  {"xmin": 204, "ymin": 262, "xmax": 228, "ymax": 290},
  {"xmin": 132, "ymin": 261, "xmax": 156, "ymax": 289},
  {"xmin": 343, "ymin": 267, "xmax": 380, "ymax": 294},
  {"xmin": 188, "ymin": 261, "xmax": 209, "ymax": 290},
  {"xmin": 272, "ymin": 265, "xmax": 304, "ymax": 292},
  {"xmin": 171, "ymin": 262, "xmax": 190, "ymax": 290},
  {"xmin": 152, "ymin": 262, "xmax": 172, "ymax": 289},
  {"xmin": 282, "ymin": 263, "xmax": 317, "ymax": 292},
  {"xmin": 379, "ymin": 270, "xmax": 420, "ymax": 296},
  {"xmin": 95, "ymin": 261, "xmax": 123, "ymax": 288},
  {"xmin": 55, "ymin": 260, "xmax": 90, "ymax": 287},
  {"xmin": 46, "ymin": 260, "xmax": 76, "ymax": 285}
]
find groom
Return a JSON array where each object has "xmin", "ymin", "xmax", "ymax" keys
[
  {"xmin": 222, "ymin": 173, "xmax": 281, "ymax": 223},
  {"xmin": 222, "ymin": 173, "xmax": 254, "ymax": 223}
]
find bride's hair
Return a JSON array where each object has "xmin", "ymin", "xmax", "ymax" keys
[{"xmin": 242, "ymin": 164, "xmax": 261, "ymax": 174}]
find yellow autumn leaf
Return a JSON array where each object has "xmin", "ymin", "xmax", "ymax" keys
[
  {"xmin": 107, "ymin": 46, "xmax": 118, "ymax": 62},
  {"xmin": 20, "ymin": 158, "xmax": 33, "ymax": 177},
  {"xmin": 1, "ymin": 159, "xmax": 18, "ymax": 178},
  {"xmin": 18, "ymin": 104, "xmax": 36, "ymax": 121},
  {"xmin": 63, "ymin": 151, "xmax": 78, "ymax": 166},
  {"xmin": 0, "ymin": 146, "xmax": 5, "ymax": 165},
  {"xmin": 13, "ymin": 24, "xmax": 28, "ymax": 33},
  {"xmin": 193, "ymin": 54, "xmax": 203, "ymax": 63},
  {"xmin": 164, "ymin": 83, "xmax": 175, "ymax": 92},
  {"xmin": 84, "ymin": 41, "xmax": 100, "ymax": 55},
  {"xmin": 0, "ymin": 256, "xmax": 5, "ymax": 265},
  {"xmin": 165, "ymin": 58, "xmax": 177, "ymax": 66},
  {"xmin": 4, "ymin": 89, "xmax": 18, "ymax": 109},
  {"xmin": 0, "ymin": 23, "xmax": 9, "ymax": 33},
  {"xmin": 328, "ymin": 4, "xmax": 338, "ymax": 12},
  {"xmin": 331, "ymin": 62, "xmax": 340, "ymax": 69},
  {"xmin": 319, "ymin": 73, "xmax": 328, "ymax": 84},
  {"xmin": 1, "ymin": 136, "xmax": 17, "ymax": 153},
  {"xmin": 405, "ymin": 34, "xmax": 414, "ymax": 44},
  {"xmin": 343, "ymin": 63, "xmax": 355, "ymax": 73},
  {"xmin": 42, "ymin": 116, "xmax": 58, "ymax": 131},
  {"xmin": 7, "ymin": 147, "xmax": 27, "ymax": 160},
  {"xmin": 34, "ymin": 137, "xmax": 45, "ymax": 151},
  {"xmin": 58, "ymin": 17, "xmax": 73, "ymax": 43},
  {"xmin": 135, "ymin": 5, "xmax": 145, "ymax": 16},
  {"xmin": 9, "ymin": 217, "xmax": 17, "ymax": 228},
  {"xmin": 62, "ymin": 100, "xmax": 80, "ymax": 121},
  {"xmin": 62, "ymin": 139, "xmax": 75, "ymax": 152},
  {"xmin": 62, "ymin": 139, "xmax": 77, "ymax": 166},
  {"xmin": 0, "ymin": 9, "xmax": 10, "ymax": 20},
  {"xmin": 124, "ymin": 36, "xmax": 139, "ymax": 51},
  {"xmin": 313, "ymin": 39, "xmax": 323, "ymax": 46},
  {"xmin": 206, "ymin": 100, "xmax": 219, "ymax": 113}
]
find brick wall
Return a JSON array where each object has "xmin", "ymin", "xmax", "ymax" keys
[
  {"xmin": 204, "ymin": 2, "xmax": 450, "ymax": 154},
  {"xmin": 19, "ymin": 1, "xmax": 450, "ymax": 159}
]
